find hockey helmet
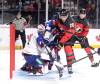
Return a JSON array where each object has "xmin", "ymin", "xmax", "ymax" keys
[
  {"xmin": 59, "ymin": 9, "xmax": 69, "ymax": 16},
  {"xmin": 79, "ymin": 8, "xmax": 86, "ymax": 14}
]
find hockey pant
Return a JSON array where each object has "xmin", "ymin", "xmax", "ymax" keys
[{"xmin": 23, "ymin": 53, "xmax": 43, "ymax": 68}]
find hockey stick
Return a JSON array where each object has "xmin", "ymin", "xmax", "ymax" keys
[
  {"xmin": 44, "ymin": 45, "xmax": 64, "ymax": 77},
  {"xmin": 44, "ymin": 45, "xmax": 63, "ymax": 67},
  {"xmin": 64, "ymin": 51, "xmax": 99, "ymax": 67},
  {"xmin": 44, "ymin": 45, "xmax": 54, "ymax": 62}
]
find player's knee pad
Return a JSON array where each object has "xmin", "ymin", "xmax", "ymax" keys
[{"xmin": 23, "ymin": 53, "xmax": 43, "ymax": 68}]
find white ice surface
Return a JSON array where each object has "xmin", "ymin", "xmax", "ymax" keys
[{"xmin": 0, "ymin": 48, "xmax": 100, "ymax": 84}]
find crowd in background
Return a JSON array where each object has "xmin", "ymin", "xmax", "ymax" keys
[{"xmin": 0, "ymin": 0, "xmax": 100, "ymax": 28}]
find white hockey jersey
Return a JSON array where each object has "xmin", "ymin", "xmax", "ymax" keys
[
  {"xmin": 22, "ymin": 28, "xmax": 39, "ymax": 55},
  {"xmin": 22, "ymin": 28, "xmax": 51, "ymax": 60}
]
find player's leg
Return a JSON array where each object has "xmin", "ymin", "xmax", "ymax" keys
[
  {"xmin": 23, "ymin": 53, "xmax": 43, "ymax": 75},
  {"xmin": 97, "ymin": 48, "xmax": 100, "ymax": 55},
  {"xmin": 15, "ymin": 30, "xmax": 19, "ymax": 41},
  {"xmin": 33, "ymin": 56, "xmax": 44, "ymax": 75},
  {"xmin": 80, "ymin": 38, "xmax": 99, "ymax": 67},
  {"xmin": 20, "ymin": 62, "xmax": 32, "ymax": 72},
  {"xmin": 20, "ymin": 30, "xmax": 26, "ymax": 48},
  {"xmin": 64, "ymin": 45, "xmax": 75, "ymax": 74}
]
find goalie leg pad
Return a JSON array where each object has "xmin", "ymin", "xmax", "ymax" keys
[{"xmin": 23, "ymin": 53, "xmax": 43, "ymax": 68}]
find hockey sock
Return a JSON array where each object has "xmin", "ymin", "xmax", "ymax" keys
[{"xmin": 85, "ymin": 47, "xmax": 94, "ymax": 63}]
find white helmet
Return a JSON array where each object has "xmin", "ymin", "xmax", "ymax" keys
[{"xmin": 38, "ymin": 24, "xmax": 45, "ymax": 32}]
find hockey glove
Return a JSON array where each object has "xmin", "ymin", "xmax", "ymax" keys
[
  {"xmin": 57, "ymin": 42, "xmax": 63, "ymax": 50},
  {"xmin": 78, "ymin": 36, "xmax": 86, "ymax": 42},
  {"xmin": 37, "ymin": 37, "xmax": 44, "ymax": 47}
]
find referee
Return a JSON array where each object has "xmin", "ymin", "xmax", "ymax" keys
[{"xmin": 13, "ymin": 12, "xmax": 27, "ymax": 48}]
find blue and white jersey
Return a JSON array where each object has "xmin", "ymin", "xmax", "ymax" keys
[{"xmin": 37, "ymin": 31, "xmax": 51, "ymax": 60}]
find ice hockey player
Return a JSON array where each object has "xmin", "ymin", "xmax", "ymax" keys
[
  {"xmin": 21, "ymin": 24, "xmax": 46, "ymax": 75},
  {"xmin": 71, "ymin": 8, "xmax": 99, "ymax": 67},
  {"xmin": 44, "ymin": 20, "xmax": 63, "ymax": 70},
  {"xmin": 36, "ymin": 24, "xmax": 52, "ymax": 74},
  {"xmin": 35, "ymin": 24, "xmax": 63, "ymax": 76},
  {"xmin": 43, "ymin": 20, "xmax": 64, "ymax": 77},
  {"xmin": 44, "ymin": 9, "xmax": 76, "ymax": 74}
]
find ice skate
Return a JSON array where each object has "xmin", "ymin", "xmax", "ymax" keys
[
  {"xmin": 68, "ymin": 66, "xmax": 73, "ymax": 74},
  {"xmin": 91, "ymin": 62, "xmax": 99, "ymax": 67}
]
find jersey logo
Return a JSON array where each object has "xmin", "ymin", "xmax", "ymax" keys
[
  {"xmin": 96, "ymin": 35, "xmax": 100, "ymax": 42},
  {"xmin": 27, "ymin": 33, "xmax": 33, "ymax": 44}
]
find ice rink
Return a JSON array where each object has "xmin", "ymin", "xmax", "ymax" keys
[{"xmin": 0, "ymin": 48, "xmax": 100, "ymax": 84}]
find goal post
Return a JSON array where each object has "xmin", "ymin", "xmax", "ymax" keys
[{"xmin": 10, "ymin": 23, "xmax": 15, "ymax": 79}]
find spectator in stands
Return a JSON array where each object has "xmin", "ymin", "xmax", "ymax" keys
[
  {"xmin": 39, "ymin": 0, "xmax": 46, "ymax": 23},
  {"xmin": 79, "ymin": 0, "xmax": 89, "ymax": 9},
  {"xmin": 13, "ymin": 12, "xmax": 27, "ymax": 48},
  {"xmin": 50, "ymin": 0, "xmax": 61, "ymax": 8},
  {"xmin": 24, "ymin": 0, "xmax": 38, "ymax": 12},
  {"xmin": 32, "ymin": 0, "xmax": 38, "ymax": 11},
  {"xmin": 40, "ymin": 0, "xmax": 46, "ymax": 10},
  {"xmin": 86, "ymin": 0, "xmax": 96, "ymax": 27}
]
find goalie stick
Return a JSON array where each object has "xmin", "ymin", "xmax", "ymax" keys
[{"xmin": 64, "ymin": 50, "xmax": 100, "ymax": 67}]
